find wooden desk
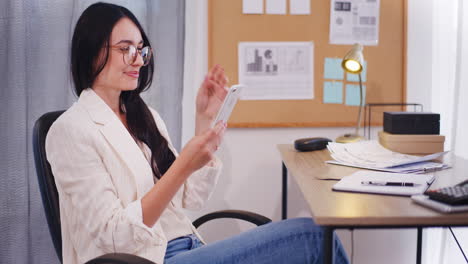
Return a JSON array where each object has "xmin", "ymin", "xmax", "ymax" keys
[{"xmin": 278, "ymin": 144, "xmax": 468, "ymax": 264}]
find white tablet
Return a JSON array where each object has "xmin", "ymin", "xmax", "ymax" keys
[
  {"xmin": 212, "ymin": 84, "xmax": 244, "ymax": 127},
  {"xmin": 411, "ymin": 195, "xmax": 468, "ymax": 213}
]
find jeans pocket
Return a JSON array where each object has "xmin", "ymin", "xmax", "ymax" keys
[
  {"xmin": 165, "ymin": 236, "xmax": 192, "ymax": 260},
  {"xmin": 189, "ymin": 234, "xmax": 204, "ymax": 250}
]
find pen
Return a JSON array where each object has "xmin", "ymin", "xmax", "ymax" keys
[{"xmin": 361, "ymin": 181, "xmax": 416, "ymax": 187}]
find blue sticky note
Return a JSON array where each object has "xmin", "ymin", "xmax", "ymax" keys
[
  {"xmin": 323, "ymin": 81, "xmax": 343, "ymax": 104},
  {"xmin": 347, "ymin": 61, "xmax": 367, "ymax": 82},
  {"xmin": 324, "ymin": 58, "xmax": 344, "ymax": 80},
  {"xmin": 345, "ymin": 84, "xmax": 366, "ymax": 106}
]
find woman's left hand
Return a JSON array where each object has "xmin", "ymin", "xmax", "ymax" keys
[{"xmin": 195, "ymin": 64, "xmax": 229, "ymax": 135}]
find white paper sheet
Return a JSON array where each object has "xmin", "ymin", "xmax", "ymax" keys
[
  {"xmin": 290, "ymin": 0, "xmax": 311, "ymax": 15},
  {"xmin": 329, "ymin": 0, "xmax": 380, "ymax": 45},
  {"xmin": 266, "ymin": 0, "xmax": 287, "ymax": 14},
  {"xmin": 326, "ymin": 160, "xmax": 450, "ymax": 174},
  {"xmin": 243, "ymin": 0, "xmax": 263, "ymax": 14},
  {"xmin": 326, "ymin": 140, "xmax": 450, "ymax": 173},
  {"xmin": 238, "ymin": 42, "xmax": 314, "ymax": 100}
]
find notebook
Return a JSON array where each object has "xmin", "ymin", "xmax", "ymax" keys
[{"xmin": 332, "ymin": 171, "xmax": 435, "ymax": 196}]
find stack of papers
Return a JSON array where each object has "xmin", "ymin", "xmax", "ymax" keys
[
  {"xmin": 327, "ymin": 140, "xmax": 449, "ymax": 173},
  {"xmin": 333, "ymin": 171, "xmax": 435, "ymax": 196}
]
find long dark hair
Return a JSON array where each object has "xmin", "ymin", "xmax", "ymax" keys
[{"xmin": 71, "ymin": 2, "xmax": 175, "ymax": 179}]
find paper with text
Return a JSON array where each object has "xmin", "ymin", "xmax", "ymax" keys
[
  {"xmin": 329, "ymin": 0, "xmax": 380, "ymax": 45},
  {"xmin": 327, "ymin": 140, "xmax": 450, "ymax": 173},
  {"xmin": 238, "ymin": 42, "xmax": 314, "ymax": 100}
]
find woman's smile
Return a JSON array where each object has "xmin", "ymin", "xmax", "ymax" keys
[{"xmin": 125, "ymin": 70, "xmax": 139, "ymax": 78}]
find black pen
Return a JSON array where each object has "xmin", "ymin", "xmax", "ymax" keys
[{"xmin": 361, "ymin": 181, "xmax": 416, "ymax": 187}]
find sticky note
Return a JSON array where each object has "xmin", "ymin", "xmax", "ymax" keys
[
  {"xmin": 323, "ymin": 81, "xmax": 343, "ymax": 104},
  {"xmin": 345, "ymin": 84, "xmax": 366, "ymax": 106},
  {"xmin": 324, "ymin": 58, "xmax": 344, "ymax": 80},
  {"xmin": 243, "ymin": 0, "xmax": 263, "ymax": 14},
  {"xmin": 290, "ymin": 0, "xmax": 311, "ymax": 15},
  {"xmin": 266, "ymin": 0, "xmax": 287, "ymax": 14},
  {"xmin": 347, "ymin": 61, "xmax": 367, "ymax": 82}
]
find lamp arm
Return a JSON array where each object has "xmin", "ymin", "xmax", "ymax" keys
[{"xmin": 356, "ymin": 73, "xmax": 364, "ymax": 136}]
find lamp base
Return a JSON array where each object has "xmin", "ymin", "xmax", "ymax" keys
[{"xmin": 335, "ymin": 133, "xmax": 365, "ymax": 143}]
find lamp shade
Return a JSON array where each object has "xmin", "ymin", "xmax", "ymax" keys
[{"xmin": 341, "ymin": 43, "xmax": 364, "ymax": 74}]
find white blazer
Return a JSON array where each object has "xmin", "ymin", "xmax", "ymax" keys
[{"xmin": 46, "ymin": 89, "xmax": 222, "ymax": 264}]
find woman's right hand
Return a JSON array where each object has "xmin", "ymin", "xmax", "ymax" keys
[{"xmin": 177, "ymin": 121, "xmax": 226, "ymax": 173}]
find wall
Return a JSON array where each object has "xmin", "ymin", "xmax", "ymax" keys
[{"xmin": 182, "ymin": 0, "xmax": 435, "ymax": 263}]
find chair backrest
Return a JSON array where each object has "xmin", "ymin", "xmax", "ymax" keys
[
  {"xmin": 32, "ymin": 110, "xmax": 65, "ymax": 261},
  {"xmin": 31, "ymin": 111, "xmax": 272, "ymax": 264}
]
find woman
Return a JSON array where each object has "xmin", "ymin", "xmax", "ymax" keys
[{"xmin": 46, "ymin": 2, "xmax": 349, "ymax": 264}]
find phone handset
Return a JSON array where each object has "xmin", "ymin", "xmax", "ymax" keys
[{"xmin": 211, "ymin": 84, "xmax": 244, "ymax": 127}]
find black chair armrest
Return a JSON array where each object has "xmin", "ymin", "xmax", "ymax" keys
[
  {"xmin": 192, "ymin": 210, "xmax": 272, "ymax": 228},
  {"xmin": 85, "ymin": 253, "xmax": 155, "ymax": 264},
  {"xmin": 83, "ymin": 211, "xmax": 270, "ymax": 263}
]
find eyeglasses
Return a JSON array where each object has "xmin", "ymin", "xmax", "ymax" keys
[{"xmin": 111, "ymin": 45, "xmax": 152, "ymax": 66}]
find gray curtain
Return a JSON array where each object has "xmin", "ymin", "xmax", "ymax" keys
[{"xmin": 0, "ymin": 0, "xmax": 185, "ymax": 263}]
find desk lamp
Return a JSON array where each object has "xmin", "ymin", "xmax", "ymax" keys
[{"xmin": 336, "ymin": 43, "xmax": 365, "ymax": 143}]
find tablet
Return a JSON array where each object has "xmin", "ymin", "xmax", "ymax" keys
[
  {"xmin": 212, "ymin": 84, "xmax": 244, "ymax": 127},
  {"xmin": 411, "ymin": 194, "xmax": 468, "ymax": 213}
]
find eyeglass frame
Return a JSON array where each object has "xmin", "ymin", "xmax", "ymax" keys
[{"xmin": 109, "ymin": 44, "xmax": 153, "ymax": 66}]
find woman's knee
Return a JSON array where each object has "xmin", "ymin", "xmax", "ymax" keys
[{"xmin": 266, "ymin": 217, "xmax": 323, "ymax": 240}]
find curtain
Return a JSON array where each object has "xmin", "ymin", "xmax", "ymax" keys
[
  {"xmin": 0, "ymin": 0, "xmax": 185, "ymax": 262},
  {"xmin": 422, "ymin": 0, "xmax": 468, "ymax": 263},
  {"xmin": 181, "ymin": 0, "xmax": 208, "ymax": 146}
]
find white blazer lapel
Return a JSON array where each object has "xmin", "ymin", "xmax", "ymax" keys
[{"xmin": 78, "ymin": 89, "xmax": 153, "ymax": 198}]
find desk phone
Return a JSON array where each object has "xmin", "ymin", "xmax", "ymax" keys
[{"xmin": 425, "ymin": 179, "xmax": 468, "ymax": 205}]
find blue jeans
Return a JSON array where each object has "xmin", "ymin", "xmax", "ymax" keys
[{"xmin": 164, "ymin": 218, "xmax": 349, "ymax": 264}]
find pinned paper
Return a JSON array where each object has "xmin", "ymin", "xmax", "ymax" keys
[
  {"xmin": 266, "ymin": 0, "xmax": 287, "ymax": 14},
  {"xmin": 243, "ymin": 0, "xmax": 263, "ymax": 14},
  {"xmin": 290, "ymin": 0, "xmax": 311, "ymax": 15},
  {"xmin": 329, "ymin": 0, "xmax": 380, "ymax": 45},
  {"xmin": 238, "ymin": 42, "xmax": 314, "ymax": 100},
  {"xmin": 347, "ymin": 61, "xmax": 367, "ymax": 82},
  {"xmin": 346, "ymin": 84, "xmax": 366, "ymax": 106},
  {"xmin": 323, "ymin": 81, "xmax": 343, "ymax": 104},
  {"xmin": 324, "ymin": 58, "xmax": 344, "ymax": 80}
]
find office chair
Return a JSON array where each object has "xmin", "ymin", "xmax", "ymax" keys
[{"xmin": 33, "ymin": 110, "xmax": 272, "ymax": 264}]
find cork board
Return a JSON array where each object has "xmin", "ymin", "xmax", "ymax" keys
[{"xmin": 208, "ymin": 0, "xmax": 407, "ymax": 127}]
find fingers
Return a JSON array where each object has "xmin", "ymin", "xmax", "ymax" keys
[
  {"xmin": 208, "ymin": 64, "xmax": 228, "ymax": 89},
  {"xmin": 216, "ymin": 69, "xmax": 227, "ymax": 88},
  {"xmin": 216, "ymin": 122, "xmax": 226, "ymax": 150},
  {"xmin": 204, "ymin": 121, "xmax": 226, "ymax": 152},
  {"xmin": 203, "ymin": 79, "xmax": 220, "ymax": 96},
  {"xmin": 214, "ymin": 120, "xmax": 226, "ymax": 139},
  {"xmin": 180, "ymin": 121, "xmax": 226, "ymax": 172}
]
